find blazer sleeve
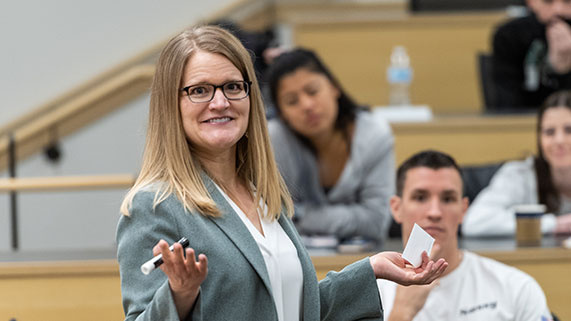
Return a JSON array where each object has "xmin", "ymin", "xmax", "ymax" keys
[
  {"xmin": 319, "ymin": 257, "xmax": 383, "ymax": 321},
  {"xmin": 116, "ymin": 191, "xmax": 198, "ymax": 321}
]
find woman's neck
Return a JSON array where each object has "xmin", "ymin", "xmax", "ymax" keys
[
  {"xmin": 551, "ymin": 166, "xmax": 571, "ymax": 196},
  {"xmin": 309, "ymin": 129, "xmax": 341, "ymax": 153},
  {"xmin": 194, "ymin": 147, "xmax": 238, "ymax": 187},
  {"xmin": 309, "ymin": 126, "xmax": 354, "ymax": 189},
  {"xmin": 309, "ymin": 124, "xmax": 354, "ymax": 156}
]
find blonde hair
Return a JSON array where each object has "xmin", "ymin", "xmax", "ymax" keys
[{"xmin": 120, "ymin": 25, "xmax": 293, "ymax": 219}]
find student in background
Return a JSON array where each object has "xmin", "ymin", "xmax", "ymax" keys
[
  {"xmin": 266, "ymin": 48, "xmax": 395, "ymax": 245},
  {"xmin": 463, "ymin": 90, "xmax": 571, "ymax": 236},
  {"xmin": 116, "ymin": 25, "xmax": 447, "ymax": 321},
  {"xmin": 492, "ymin": 0, "xmax": 571, "ymax": 110},
  {"xmin": 378, "ymin": 150, "xmax": 551, "ymax": 321}
]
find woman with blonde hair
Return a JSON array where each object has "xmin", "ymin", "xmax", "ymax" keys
[{"xmin": 116, "ymin": 25, "xmax": 447, "ymax": 321}]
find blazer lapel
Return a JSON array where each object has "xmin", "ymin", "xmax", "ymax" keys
[
  {"xmin": 201, "ymin": 173, "xmax": 274, "ymax": 298},
  {"xmin": 278, "ymin": 214, "xmax": 320, "ymax": 321}
]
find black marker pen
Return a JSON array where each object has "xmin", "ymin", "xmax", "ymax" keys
[{"xmin": 141, "ymin": 237, "xmax": 190, "ymax": 275}]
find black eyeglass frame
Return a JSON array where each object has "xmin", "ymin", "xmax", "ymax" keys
[{"xmin": 180, "ymin": 80, "xmax": 252, "ymax": 103}]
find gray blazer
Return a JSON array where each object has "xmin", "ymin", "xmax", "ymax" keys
[{"xmin": 117, "ymin": 175, "xmax": 383, "ymax": 321}]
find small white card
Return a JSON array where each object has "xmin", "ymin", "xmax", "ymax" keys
[{"xmin": 402, "ymin": 223, "xmax": 435, "ymax": 268}]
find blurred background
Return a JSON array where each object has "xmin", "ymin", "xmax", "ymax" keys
[
  {"xmin": 0, "ymin": 0, "xmax": 532, "ymax": 251},
  {"xmin": 2, "ymin": 0, "xmax": 565, "ymax": 320}
]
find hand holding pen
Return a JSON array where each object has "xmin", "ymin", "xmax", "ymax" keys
[{"xmin": 147, "ymin": 238, "xmax": 208, "ymax": 319}]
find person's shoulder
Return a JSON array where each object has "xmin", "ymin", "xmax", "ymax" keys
[
  {"xmin": 268, "ymin": 118, "xmax": 295, "ymax": 142},
  {"xmin": 493, "ymin": 14, "xmax": 543, "ymax": 52},
  {"xmin": 496, "ymin": 14, "xmax": 539, "ymax": 34},
  {"xmin": 126, "ymin": 182, "xmax": 184, "ymax": 218},
  {"xmin": 357, "ymin": 109, "xmax": 393, "ymax": 138},
  {"xmin": 498, "ymin": 156, "xmax": 535, "ymax": 174},
  {"xmin": 130, "ymin": 183, "xmax": 164, "ymax": 205},
  {"xmin": 267, "ymin": 117, "xmax": 288, "ymax": 133},
  {"xmin": 267, "ymin": 118, "xmax": 306, "ymax": 158},
  {"xmin": 351, "ymin": 110, "xmax": 394, "ymax": 162},
  {"xmin": 466, "ymin": 251, "xmax": 537, "ymax": 284}
]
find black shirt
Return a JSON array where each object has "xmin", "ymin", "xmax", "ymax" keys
[{"xmin": 492, "ymin": 14, "xmax": 571, "ymax": 109}]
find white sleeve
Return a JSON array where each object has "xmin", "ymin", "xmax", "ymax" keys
[
  {"xmin": 513, "ymin": 276, "xmax": 552, "ymax": 321},
  {"xmin": 462, "ymin": 160, "xmax": 536, "ymax": 236}
]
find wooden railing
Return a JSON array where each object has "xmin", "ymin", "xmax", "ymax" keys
[
  {"xmin": 0, "ymin": 174, "xmax": 135, "ymax": 251},
  {"xmin": 0, "ymin": 0, "xmax": 272, "ymax": 173},
  {"xmin": 0, "ymin": 174, "xmax": 135, "ymax": 192},
  {"xmin": 0, "ymin": 65, "xmax": 155, "ymax": 173}
]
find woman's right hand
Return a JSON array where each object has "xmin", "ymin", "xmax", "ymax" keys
[{"xmin": 153, "ymin": 239, "xmax": 208, "ymax": 319}]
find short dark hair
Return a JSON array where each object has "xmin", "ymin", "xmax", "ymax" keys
[{"xmin": 396, "ymin": 150, "xmax": 462, "ymax": 196}]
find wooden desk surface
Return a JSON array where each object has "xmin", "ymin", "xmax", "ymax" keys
[
  {"xmin": 390, "ymin": 113, "xmax": 537, "ymax": 165},
  {"xmin": 1, "ymin": 236, "xmax": 568, "ymax": 320}
]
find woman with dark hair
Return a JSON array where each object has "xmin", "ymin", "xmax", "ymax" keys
[
  {"xmin": 463, "ymin": 90, "xmax": 571, "ymax": 236},
  {"xmin": 266, "ymin": 48, "xmax": 395, "ymax": 244}
]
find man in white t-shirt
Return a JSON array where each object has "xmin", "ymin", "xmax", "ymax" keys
[{"xmin": 378, "ymin": 150, "xmax": 552, "ymax": 321}]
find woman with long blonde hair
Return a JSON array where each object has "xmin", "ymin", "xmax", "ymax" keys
[{"xmin": 116, "ymin": 25, "xmax": 447, "ymax": 321}]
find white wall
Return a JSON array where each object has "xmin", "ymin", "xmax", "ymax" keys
[
  {"xmin": 0, "ymin": 0, "xmax": 234, "ymax": 125},
  {"xmin": 0, "ymin": 95, "xmax": 149, "ymax": 251},
  {"xmin": 0, "ymin": 0, "xmax": 242, "ymax": 252}
]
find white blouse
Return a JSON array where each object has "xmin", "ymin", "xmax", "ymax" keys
[{"xmin": 215, "ymin": 184, "xmax": 304, "ymax": 321}]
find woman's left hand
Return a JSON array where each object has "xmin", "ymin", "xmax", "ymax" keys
[{"xmin": 369, "ymin": 251, "xmax": 447, "ymax": 286}]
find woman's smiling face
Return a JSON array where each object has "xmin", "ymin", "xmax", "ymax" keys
[
  {"xmin": 540, "ymin": 106, "xmax": 571, "ymax": 169},
  {"xmin": 179, "ymin": 50, "xmax": 250, "ymax": 155}
]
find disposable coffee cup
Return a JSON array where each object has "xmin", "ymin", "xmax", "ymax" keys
[{"xmin": 513, "ymin": 204, "xmax": 545, "ymax": 246}]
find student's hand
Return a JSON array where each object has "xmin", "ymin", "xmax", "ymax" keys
[
  {"xmin": 554, "ymin": 213, "xmax": 571, "ymax": 234},
  {"xmin": 387, "ymin": 281, "xmax": 439, "ymax": 321},
  {"xmin": 369, "ymin": 251, "xmax": 447, "ymax": 286},
  {"xmin": 153, "ymin": 239, "xmax": 208, "ymax": 319},
  {"xmin": 547, "ymin": 19, "xmax": 571, "ymax": 73}
]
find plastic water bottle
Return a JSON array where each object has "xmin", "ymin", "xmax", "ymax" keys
[{"xmin": 387, "ymin": 46, "xmax": 413, "ymax": 106}]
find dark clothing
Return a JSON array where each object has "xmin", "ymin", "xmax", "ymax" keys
[
  {"xmin": 492, "ymin": 14, "xmax": 571, "ymax": 110},
  {"xmin": 212, "ymin": 20, "xmax": 275, "ymax": 82}
]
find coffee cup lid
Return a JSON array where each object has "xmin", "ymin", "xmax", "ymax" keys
[{"xmin": 512, "ymin": 204, "xmax": 546, "ymax": 214}]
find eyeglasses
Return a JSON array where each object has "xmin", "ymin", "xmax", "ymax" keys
[{"xmin": 180, "ymin": 80, "xmax": 252, "ymax": 103}]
